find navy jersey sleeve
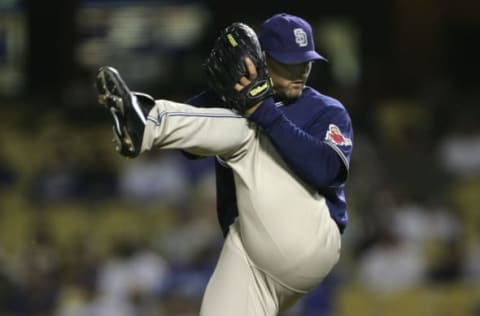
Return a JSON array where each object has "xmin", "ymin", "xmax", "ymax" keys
[{"xmin": 249, "ymin": 98, "xmax": 353, "ymax": 190}]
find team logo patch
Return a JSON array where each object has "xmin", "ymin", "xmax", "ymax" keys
[
  {"xmin": 294, "ymin": 28, "xmax": 308, "ymax": 47},
  {"xmin": 325, "ymin": 124, "xmax": 352, "ymax": 146}
]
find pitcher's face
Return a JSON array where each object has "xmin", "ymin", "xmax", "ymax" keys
[{"xmin": 267, "ymin": 56, "xmax": 312, "ymax": 100}]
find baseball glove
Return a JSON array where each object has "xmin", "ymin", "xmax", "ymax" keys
[{"xmin": 203, "ymin": 22, "xmax": 274, "ymax": 114}]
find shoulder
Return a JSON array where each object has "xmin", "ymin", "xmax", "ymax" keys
[
  {"xmin": 301, "ymin": 86, "xmax": 351, "ymax": 121},
  {"xmin": 186, "ymin": 90, "xmax": 225, "ymax": 107}
]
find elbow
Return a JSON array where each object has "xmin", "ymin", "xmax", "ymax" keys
[
  {"xmin": 329, "ymin": 163, "xmax": 349, "ymax": 188},
  {"xmin": 314, "ymin": 156, "xmax": 349, "ymax": 189}
]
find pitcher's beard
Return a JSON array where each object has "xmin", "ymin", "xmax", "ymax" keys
[{"xmin": 273, "ymin": 89, "xmax": 302, "ymax": 104}]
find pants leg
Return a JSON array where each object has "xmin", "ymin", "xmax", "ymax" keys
[
  {"xmin": 142, "ymin": 99, "xmax": 253, "ymax": 159},
  {"xmin": 225, "ymin": 132, "xmax": 342, "ymax": 292},
  {"xmin": 200, "ymin": 221, "xmax": 301, "ymax": 316}
]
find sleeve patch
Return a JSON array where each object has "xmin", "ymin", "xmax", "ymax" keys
[{"xmin": 325, "ymin": 124, "xmax": 352, "ymax": 146}]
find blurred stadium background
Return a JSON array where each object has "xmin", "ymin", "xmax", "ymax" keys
[{"xmin": 0, "ymin": 0, "xmax": 479, "ymax": 315}]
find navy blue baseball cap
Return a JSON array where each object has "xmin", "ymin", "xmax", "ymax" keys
[{"xmin": 259, "ymin": 13, "xmax": 327, "ymax": 64}]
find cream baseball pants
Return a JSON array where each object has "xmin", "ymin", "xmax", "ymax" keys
[{"xmin": 142, "ymin": 100, "xmax": 341, "ymax": 315}]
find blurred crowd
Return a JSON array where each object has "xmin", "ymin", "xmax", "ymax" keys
[
  {"xmin": 1, "ymin": 0, "xmax": 480, "ymax": 315},
  {"xmin": 0, "ymin": 66, "xmax": 479, "ymax": 316},
  {"xmin": 1, "ymin": 87, "xmax": 480, "ymax": 316}
]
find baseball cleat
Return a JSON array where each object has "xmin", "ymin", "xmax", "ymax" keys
[{"xmin": 95, "ymin": 66, "xmax": 152, "ymax": 158}]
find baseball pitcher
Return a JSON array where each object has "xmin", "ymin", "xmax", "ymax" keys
[{"xmin": 96, "ymin": 14, "xmax": 353, "ymax": 316}]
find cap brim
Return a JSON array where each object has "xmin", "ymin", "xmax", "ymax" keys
[{"xmin": 267, "ymin": 50, "xmax": 328, "ymax": 64}]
